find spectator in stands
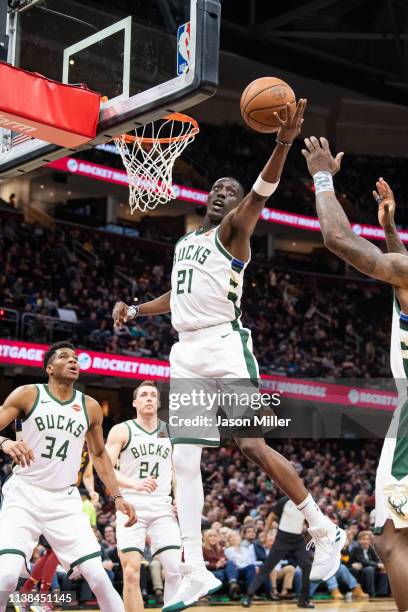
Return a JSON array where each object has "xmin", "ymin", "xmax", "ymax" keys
[
  {"xmin": 224, "ymin": 533, "xmax": 256, "ymax": 593},
  {"xmin": 203, "ymin": 529, "xmax": 240, "ymax": 599},
  {"xmin": 349, "ymin": 531, "xmax": 389, "ymax": 597}
]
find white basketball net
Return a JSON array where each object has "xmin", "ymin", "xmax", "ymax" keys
[{"xmin": 114, "ymin": 113, "xmax": 199, "ymax": 213}]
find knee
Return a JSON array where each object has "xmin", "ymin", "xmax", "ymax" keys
[
  {"xmin": 124, "ymin": 563, "xmax": 141, "ymax": 586},
  {"xmin": 0, "ymin": 571, "xmax": 19, "ymax": 593},
  {"xmin": 362, "ymin": 565, "xmax": 375, "ymax": 576},
  {"xmin": 235, "ymin": 437, "xmax": 266, "ymax": 463},
  {"xmin": 374, "ymin": 533, "xmax": 395, "ymax": 563}
]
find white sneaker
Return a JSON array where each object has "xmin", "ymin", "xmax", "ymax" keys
[
  {"xmin": 162, "ymin": 563, "xmax": 222, "ymax": 612},
  {"xmin": 307, "ymin": 524, "xmax": 347, "ymax": 581}
]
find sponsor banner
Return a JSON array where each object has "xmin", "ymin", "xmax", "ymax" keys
[
  {"xmin": 48, "ymin": 157, "xmax": 408, "ymax": 243},
  {"xmin": 0, "ymin": 339, "xmax": 170, "ymax": 381},
  {"xmin": 0, "ymin": 339, "xmax": 398, "ymax": 410},
  {"xmin": 47, "ymin": 157, "xmax": 208, "ymax": 206}
]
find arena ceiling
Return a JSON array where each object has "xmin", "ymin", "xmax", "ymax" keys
[{"xmin": 220, "ymin": 0, "xmax": 408, "ymax": 106}]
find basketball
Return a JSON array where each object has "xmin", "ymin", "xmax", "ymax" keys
[{"xmin": 240, "ymin": 77, "xmax": 296, "ymax": 133}]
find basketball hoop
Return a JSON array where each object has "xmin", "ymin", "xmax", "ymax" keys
[{"xmin": 114, "ymin": 112, "xmax": 199, "ymax": 213}]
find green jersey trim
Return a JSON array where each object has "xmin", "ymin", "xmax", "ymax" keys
[
  {"xmin": 44, "ymin": 384, "xmax": 76, "ymax": 405},
  {"xmin": 122, "ymin": 422, "xmax": 132, "ymax": 451},
  {"xmin": 174, "ymin": 230, "xmax": 195, "ymax": 248},
  {"xmin": 152, "ymin": 545, "xmax": 181, "ymax": 558},
  {"xmin": 67, "ymin": 551, "xmax": 102, "ymax": 577},
  {"xmin": 214, "ymin": 228, "xmax": 232, "ymax": 261},
  {"xmin": 231, "ymin": 321, "xmax": 259, "ymax": 385},
  {"xmin": 82, "ymin": 393, "xmax": 90, "ymax": 429},
  {"xmin": 392, "ymin": 399, "xmax": 408, "ymax": 480},
  {"xmin": 25, "ymin": 385, "xmax": 40, "ymax": 420},
  {"xmin": 132, "ymin": 419, "xmax": 160, "ymax": 436}
]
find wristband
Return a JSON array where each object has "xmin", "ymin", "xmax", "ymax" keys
[
  {"xmin": 127, "ymin": 305, "xmax": 140, "ymax": 320},
  {"xmin": 252, "ymin": 175, "xmax": 280, "ymax": 198},
  {"xmin": 313, "ymin": 171, "xmax": 334, "ymax": 195},
  {"xmin": 113, "ymin": 494, "xmax": 124, "ymax": 502},
  {"xmin": 276, "ymin": 138, "xmax": 292, "ymax": 147},
  {"xmin": 0, "ymin": 438, "xmax": 10, "ymax": 451}
]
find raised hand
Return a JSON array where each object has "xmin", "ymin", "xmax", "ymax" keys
[
  {"xmin": 373, "ymin": 177, "xmax": 396, "ymax": 229},
  {"xmin": 274, "ymin": 98, "xmax": 307, "ymax": 144},
  {"xmin": 302, "ymin": 136, "xmax": 344, "ymax": 177},
  {"xmin": 112, "ymin": 301, "xmax": 129, "ymax": 328}
]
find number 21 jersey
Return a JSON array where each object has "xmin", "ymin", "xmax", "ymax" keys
[{"xmin": 170, "ymin": 226, "xmax": 248, "ymax": 333}]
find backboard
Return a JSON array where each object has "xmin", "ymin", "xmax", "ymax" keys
[{"xmin": 0, "ymin": 0, "xmax": 220, "ymax": 177}]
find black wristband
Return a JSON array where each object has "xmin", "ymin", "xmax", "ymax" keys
[
  {"xmin": 276, "ymin": 138, "xmax": 292, "ymax": 147},
  {"xmin": 0, "ymin": 438, "xmax": 10, "ymax": 450},
  {"xmin": 113, "ymin": 494, "xmax": 124, "ymax": 502}
]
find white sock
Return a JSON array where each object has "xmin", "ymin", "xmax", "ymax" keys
[
  {"xmin": 173, "ymin": 444, "xmax": 205, "ymax": 566},
  {"xmin": 297, "ymin": 493, "xmax": 333, "ymax": 531},
  {"xmin": 0, "ymin": 553, "xmax": 25, "ymax": 612},
  {"xmin": 79, "ymin": 558, "xmax": 125, "ymax": 612},
  {"xmin": 159, "ymin": 548, "xmax": 182, "ymax": 604}
]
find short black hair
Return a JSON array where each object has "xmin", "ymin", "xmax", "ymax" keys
[
  {"xmin": 133, "ymin": 380, "xmax": 158, "ymax": 400},
  {"xmin": 44, "ymin": 341, "xmax": 76, "ymax": 369}
]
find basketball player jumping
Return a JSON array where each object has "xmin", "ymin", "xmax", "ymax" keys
[
  {"xmin": 106, "ymin": 380, "xmax": 182, "ymax": 612},
  {"xmin": 113, "ymin": 99, "xmax": 346, "ymax": 611},
  {"xmin": 301, "ymin": 137, "xmax": 408, "ymax": 612},
  {"xmin": 0, "ymin": 341, "xmax": 136, "ymax": 612}
]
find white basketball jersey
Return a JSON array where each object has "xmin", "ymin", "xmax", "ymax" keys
[
  {"xmin": 170, "ymin": 226, "xmax": 248, "ymax": 332},
  {"xmin": 391, "ymin": 295, "xmax": 408, "ymax": 389},
  {"xmin": 13, "ymin": 384, "xmax": 88, "ymax": 490},
  {"xmin": 118, "ymin": 419, "xmax": 173, "ymax": 507}
]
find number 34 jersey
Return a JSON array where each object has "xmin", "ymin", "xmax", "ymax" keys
[
  {"xmin": 170, "ymin": 226, "xmax": 248, "ymax": 333},
  {"xmin": 13, "ymin": 384, "xmax": 88, "ymax": 489},
  {"xmin": 118, "ymin": 420, "xmax": 173, "ymax": 508}
]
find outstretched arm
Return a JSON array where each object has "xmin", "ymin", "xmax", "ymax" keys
[
  {"xmin": 302, "ymin": 136, "xmax": 408, "ymax": 289},
  {"xmin": 112, "ymin": 290, "xmax": 171, "ymax": 327},
  {"xmin": 219, "ymin": 99, "xmax": 307, "ymax": 252},
  {"xmin": 373, "ymin": 178, "xmax": 407, "ymax": 255},
  {"xmin": 85, "ymin": 397, "xmax": 136, "ymax": 526}
]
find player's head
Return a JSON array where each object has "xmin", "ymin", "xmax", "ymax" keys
[
  {"xmin": 133, "ymin": 380, "xmax": 159, "ymax": 417},
  {"xmin": 44, "ymin": 341, "xmax": 79, "ymax": 382},
  {"xmin": 206, "ymin": 177, "xmax": 245, "ymax": 223}
]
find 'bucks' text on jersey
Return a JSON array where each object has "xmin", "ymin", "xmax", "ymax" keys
[
  {"xmin": 13, "ymin": 384, "xmax": 89, "ymax": 489},
  {"xmin": 118, "ymin": 420, "xmax": 173, "ymax": 507},
  {"xmin": 170, "ymin": 227, "xmax": 248, "ymax": 332}
]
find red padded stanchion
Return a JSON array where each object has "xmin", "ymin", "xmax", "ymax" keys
[{"xmin": 0, "ymin": 62, "xmax": 101, "ymax": 147}]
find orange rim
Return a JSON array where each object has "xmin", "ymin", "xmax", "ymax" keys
[{"xmin": 118, "ymin": 112, "xmax": 199, "ymax": 145}]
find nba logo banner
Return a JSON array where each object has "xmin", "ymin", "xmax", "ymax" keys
[{"xmin": 177, "ymin": 22, "xmax": 191, "ymax": 75}]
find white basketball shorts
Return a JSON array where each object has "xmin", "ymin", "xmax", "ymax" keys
[
  {"xmin": 0, "ymin": 475, "xmax": 101, "ymax": 577},
  {"xmin": 116, "ymin": 496, "xmax": 181, "ymax": 557}
]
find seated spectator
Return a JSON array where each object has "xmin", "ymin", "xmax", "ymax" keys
[
  {"xmin": 224, "ymin": 532, "xmax": 256, "ymax": 593},
  {"xmin": 241, "ymin": 525, "xmax": 257, "ymax": 548},
  {"xmin": 203, "ymin": 529, "xmax": 240, "ymax": 599},
  {"xmin": 349, "ymin": 531, "xmax": 389, "ymax": 597}
]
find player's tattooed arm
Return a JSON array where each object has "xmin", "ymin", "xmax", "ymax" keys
[
  {"xmin": 105, "ymin": 424, "xmax": 158, "ymax": 493},
  {"xmin": 0, "ymin": 385, "xmax": 36, "ymax": 466},
  {"xmin": 373, "ymin": 178, "xmax": 407, "ymax": 256},
  {"xmin": 85, "ymin": 397, "xmax": 137, "ymax": 526},
  {"xmin": 112, "ymin": 291, "xmax": 171, "ymax": 327},
  {"xmin": 302, "ymin": 136, "xmax": 408, "ymax": 290},
  {"xmin": 222, "ymin": 99, "xmax": 307, "ymax": 249}
]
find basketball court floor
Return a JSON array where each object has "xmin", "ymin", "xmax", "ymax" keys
[{"xmin": 68, "ymin": 601, "xmax": 397, "ymax": 612}]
